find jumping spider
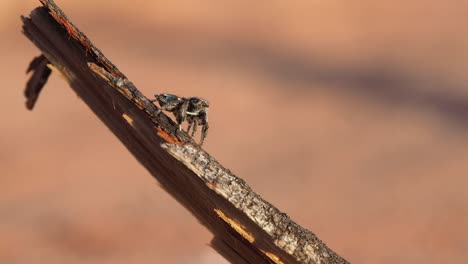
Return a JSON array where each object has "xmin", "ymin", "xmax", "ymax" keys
[{"xmin": 151, "ymin": 93, "xmax": 209, "ymax": 145}]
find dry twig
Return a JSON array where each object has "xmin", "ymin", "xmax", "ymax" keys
[{"xmin": 21, "ymin": 1, "xmax": 349, "ymax": 263}]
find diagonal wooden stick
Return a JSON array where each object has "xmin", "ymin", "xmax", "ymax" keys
[{"xmin": 21, "ymin": 1, "xmax": 349, "ymax": 263}]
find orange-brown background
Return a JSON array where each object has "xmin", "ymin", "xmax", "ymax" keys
[{"xmin": 1, "ymin": 1, "xmax": 467, "ymax": 263}]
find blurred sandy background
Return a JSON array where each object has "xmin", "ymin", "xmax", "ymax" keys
[{"xmin": 1, "ymin": 0, "xmax": 468, "ymax": 263}]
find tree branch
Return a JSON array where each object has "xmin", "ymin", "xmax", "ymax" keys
[{"xmin": 21, "ymin": 1, "xmax": 349, "ymax": 263}]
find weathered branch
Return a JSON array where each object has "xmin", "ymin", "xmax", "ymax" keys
[{"xmin": 21, "ymin": 1, "xmax": 349, "ymax": 263}]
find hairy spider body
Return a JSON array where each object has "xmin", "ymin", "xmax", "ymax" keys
[{"xmin": 151, "ymin": 93, "xmax": 209, "ymax": 145}]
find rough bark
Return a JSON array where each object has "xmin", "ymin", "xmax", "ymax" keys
[{"xmin": 21, "ymin": 1, "xmax": 350, "ymax": 263}]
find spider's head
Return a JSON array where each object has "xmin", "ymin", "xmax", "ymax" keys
[{"xmin": 187, "ymin": 97, "xmax": 209, "ymax": 115}]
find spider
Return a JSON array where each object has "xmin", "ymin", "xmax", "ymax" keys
[{"xmin": 151, "ymin": 93, "xmax": 209, "ymax": 145}]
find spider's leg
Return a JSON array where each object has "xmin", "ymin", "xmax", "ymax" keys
[
  {"xmin": 200, "ymin": 121, "xmax": 209, "ymax": 145},
  {"xmin": 155, "ymin": 103, "xmax": 170, "ymax": 114},
  {"xmin": 186, "ymin": 118, "xmax": 193, "ymax": 135},
  {"xmin": 191, "ymin": 118, "xmax": 199, "ymax": 137},
  {"xmin": 150, "ymin": 94, "xmax": 159, "ymax": 102},
  {"xmin": 176, "ymin": 100, "xmax": 189, "ymax": 131}
]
